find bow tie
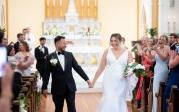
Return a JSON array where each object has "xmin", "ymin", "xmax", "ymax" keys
[{"xmin": 58, "ymin": 51, "xmax": 64, "ymax": 55}]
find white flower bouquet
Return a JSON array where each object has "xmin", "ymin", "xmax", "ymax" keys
[
  {"xmin": 124, "ymin": 62, "xmax": 146, "ymax": 77},
  {"xmin": 50, "ymin": 58, "xmax": 58, "ymax": 66}
]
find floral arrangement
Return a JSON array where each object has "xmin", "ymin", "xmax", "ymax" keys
[
  {"xmin": 147, "ymin": 27, "xmax": 157, "ymax": 38},
  {"xmin": 124, "ymin": 62, "xmax": 146, "ymax": 77}
]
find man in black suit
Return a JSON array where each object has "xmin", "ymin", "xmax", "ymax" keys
[
  {"xmin": 35, "ymin": 37, "xmax": 49, "ymax": 80},
  {"xmin": 169, "ymin": 33, "xmax": 178, "ymax": 51},
  {"xmin": 42, "ymin": 36, "xmax": 92, "ymax": 112},
  {"xmin": 14, "ymin": 33, "xmax": 24, "ymax": 54}
]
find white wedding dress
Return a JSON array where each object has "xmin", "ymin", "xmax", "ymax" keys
[{"xmin": 97, "ymin": 48, "xmax": 138, "ymax": 112}]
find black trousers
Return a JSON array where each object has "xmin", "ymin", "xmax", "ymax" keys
[
  {"xmin": 37, "ymin": 68, "xmax": 45, "ymax": 80},
  {"xmin": 52, "ymin": 89, "xmax": 76, "ymax": 112}
]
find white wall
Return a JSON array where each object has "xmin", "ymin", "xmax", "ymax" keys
[
  {"xmin": 98, "ymin": 0, "xmax": 137, "ymax": 47},
  {"xmin": 159, "ymin": 0, "xmax": 179, "ymax": 35}
]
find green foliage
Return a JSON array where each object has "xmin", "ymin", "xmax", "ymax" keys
[{"xmin": 147, "ymin": 28, "xmax": 157, "ymax": 38}]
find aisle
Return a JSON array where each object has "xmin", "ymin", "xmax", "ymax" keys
[
  {"xmin": 39, "ymin": 93, "xmax": 102, "ymax": 112},
  {"xmin": 39, "ymin": 93, "xmax": 142, "ymax": 112}
]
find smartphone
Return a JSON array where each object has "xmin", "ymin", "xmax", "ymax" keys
[
  {"xmin": 175, "ymin": 45, "xmax": 179, "ymax": 54},
  {"xmin": 0, "ymin": 47, "xmax": 7, "ymax": 77}
]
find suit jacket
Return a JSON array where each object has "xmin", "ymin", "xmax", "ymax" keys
[
  {"xmin": 42, "ymin": 51, "xmax": 89, "ymax": 95},
  {"xmin": 35, "ymin": 46, "xmax": 49, "ymax": 71},
  {"xmin": 14, "ymin": 41, "xmax": 20, "ymax": 54}
]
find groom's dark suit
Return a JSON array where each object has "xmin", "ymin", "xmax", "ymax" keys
[{"xmin": 42, "ymin": 51, "xmax": 89, "ymax": 112}]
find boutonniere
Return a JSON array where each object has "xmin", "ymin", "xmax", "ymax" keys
[{"xmin": 50, "ymin": 58, "xmax": 58, "ymax": 66}]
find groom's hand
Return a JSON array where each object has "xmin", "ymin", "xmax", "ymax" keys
[
  {"xmin": 43, "ymin": 89, "xmax": 48, "ymax": 98},
  {"xmin": 86, "ymin": 80, "xmax": 93, "ymax": 88}
]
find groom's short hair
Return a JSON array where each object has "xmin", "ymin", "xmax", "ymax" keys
[{"xmin": 54, "ymin": 36, "xmax": 65, "ymax": 44}]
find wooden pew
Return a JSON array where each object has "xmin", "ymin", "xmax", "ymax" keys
[
  {"xmin": 168, "ymin": 85, "xmax": 179, "ymax": 112},
  {"xmin": 21, "ymin": 73, "xmax": 39, "ymax": 112},
  {"xmin": 156, "ymin": 82, "xmax": 166, "ymax": 112},
  {"xmin": 147, "ymin": 77, "xmax": 153, "ymax": 112}
]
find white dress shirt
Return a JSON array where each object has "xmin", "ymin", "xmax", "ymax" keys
[
  {"xmin": 56, "ymin": 51, "xmax": 65, "ymax": 70},
  {"xmin": 39, "ymin": 45, "xmax": 45, "ymax": 53}
]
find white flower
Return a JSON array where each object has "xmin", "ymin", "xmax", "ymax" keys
[
  {"xmin": 135, "ymin": 64, "xmax": 145, "ymax": 70},
  {"xmin": 50, "ymin": 59, "xmax": 58, "ymax": 66},
  {"xmin": 127, "ymin": 69, "xmax": 133, "ymax": 75}
]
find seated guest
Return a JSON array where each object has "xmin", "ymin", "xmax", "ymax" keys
[
  {"xmin": 35, "ymin": 37, "xmax": 49, "ymax": 80},
  {"xmin": 163, "ymin": 44, "xmax": 179, "ymax": 112},
  {"xmin": 12, "ymin": 55, "xmax": 34, "ymax": 100},
  {"xmin": 14, "ymin": 33, "xmax": 24, "ymax": 54},
  {"xmin": 7, "ymin": 45, "xmax": 16, "ymax": 69},
  {"xmin": 15, "ymin": 41, "xmax": 34, "ymax": 76}
]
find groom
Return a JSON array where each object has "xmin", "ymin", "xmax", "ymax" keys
[{"xmin": 42, "ymin": 36, "xmax": 92, "ymax": 112}]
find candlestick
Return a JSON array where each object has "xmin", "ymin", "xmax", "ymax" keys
[
  {"xmin": 168, "ymin": 21, "xmax": 170, "ymax": 33},
  {"xmin": 173, "ymin": 21, "xmax": 176, "ymax": 33}
]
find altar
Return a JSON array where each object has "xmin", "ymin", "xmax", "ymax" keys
[{"xmin": 42, "ymin": 0, "xmax": 103, "ymax": 90}]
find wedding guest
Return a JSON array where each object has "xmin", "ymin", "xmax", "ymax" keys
[
  {"xmin": 35, "ymin": 37, "xmax": 49, "ymax": 80},
  {"xmin": 14, "ymin": 33, "xmax": 24, "ymax": 54},
  {"xmin": 7, "ymin": 45, "xmax": 16, "ymax": 69},
  {"xmin": 15, "ymin": 41, "xmax": 34, "ymax": 76},
  {"xmin": 2, "ymin": 38, "xmax": 8, "ymax": 46},
  {"xmin": 151, "ymin": 36, "xmax": 169, "ymax": 112},
  {"xmin": 22, "ymin": 27, "xmax": 35, "ymax": 55},
  {"xmin": 169, "ymin": 33, "xmax": 178, "ymax": 51},
  {"xmin": 163, "ymin": 46, "xmax": 179, "ymax": 112}
]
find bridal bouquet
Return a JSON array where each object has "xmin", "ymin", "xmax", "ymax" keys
[{"xmin": 124, "ymin": 62, "xmax": 146, "ymax": 77}]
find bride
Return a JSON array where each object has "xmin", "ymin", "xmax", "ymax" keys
[{"xmin": 92, "ymin": 33, "xmax": 135, "ymax": 112}]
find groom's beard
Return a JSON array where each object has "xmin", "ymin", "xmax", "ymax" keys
[{"xmin": 57, "ymin": 47, "xmax": 65, "ymax": 52}]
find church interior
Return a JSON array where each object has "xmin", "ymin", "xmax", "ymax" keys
[{"xmin": 0, "ymin": 0, "xmax": 179, "ymax": 112}]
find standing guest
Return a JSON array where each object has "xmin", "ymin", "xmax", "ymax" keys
[
  {"xmin": 151, "ymin": 36, "xmax": 169, "ymax": 112},
  {"xmin": 22, "ymin": 27, "xmax": 35, "ymax": 55},
  {"xmin": 7, "ymin": 45, "xmax": 16, "ymax": 69},
  {"xmin": 169, "ymin": 33, "xmax": 178, "ymax": 51},
  {"xmin": 15, "ymin": 41, "xmax": 34, "ymax": 76},
  {"xmin": 163, "ymin": 46, "xmax": 179, "ymax": 112},
  {"xmin": 14, "ymin": 33, "xmax": 24, "ymax": 54},
  {"xmin": 2, "ymin": 38, "xmax": 8, "ymax": 46},
  {"xmin": 35, "ymin": 37, "xmax": 49, "ymax": 80}
]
